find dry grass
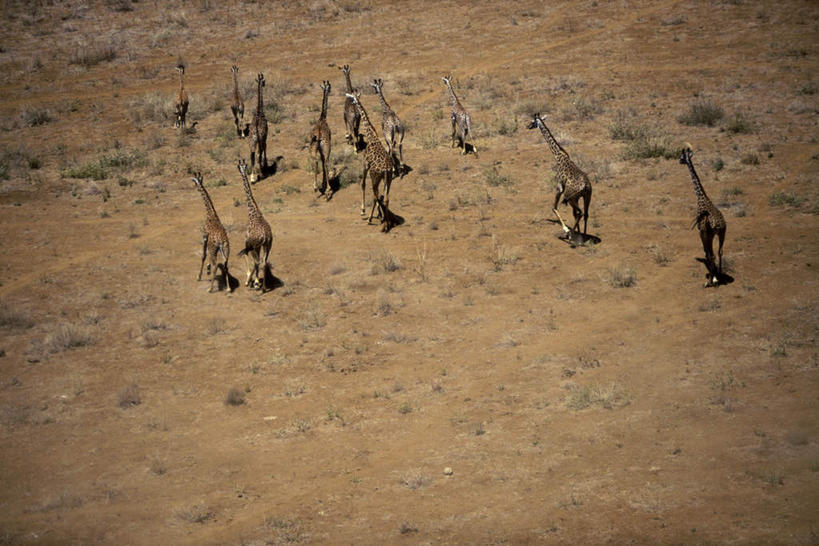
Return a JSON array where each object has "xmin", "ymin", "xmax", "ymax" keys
[
  {"xmin": 566, "ymin": 383, "xmax": 631, "ymax": 410},
  {"xmin": 118, "ymin": 384, "xmax": 141, "ymax": 408}
]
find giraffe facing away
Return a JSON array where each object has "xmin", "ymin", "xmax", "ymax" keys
[
  {"xmin": 370, "ymin": 78, "xmax": 405, "ymax": 174},
  {"xmin": 339, "ymin": 64, "xmax": 361, "ymax": 149},
  {"xmin": 191, "ymin": 172, "xmax": 231, "ymax": 293},
  {"xmin": 248, "ymin": 73, "xmax": 269, "ymax": 183},
  {"xmin": 680, "ymin": 144, "xmax": 727, "ymax": 287},
  {"xmin": 230, "ymin": 65, "xmax": 245, "ymax": 137},
  {"xmin": 442, "ymin": 75, "xmax": 476, "ymax": 154},
  {"xmin": 527, "ymin": 113, "xmax": 592, "ymax": 238},
  {"xmin": 237, "ymin": 159, "xmax": 273, "ymax": 291},
  {"xmin": 309, "ymin": 80, "xmax": 332, "ymax": 199},
  {"xmin": 174, "ymin": 64, "xmax": 189, "ymax": 129},
  {"xmin": 345, "ymin": 91, "xmax": 395, "ymax": 230}
]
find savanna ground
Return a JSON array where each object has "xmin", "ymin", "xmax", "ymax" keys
[{"xmin": 1, "ymin": 0, "xmax": 818, "ymax": 543}]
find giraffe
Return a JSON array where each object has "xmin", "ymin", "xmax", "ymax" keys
[
  {"xmin": 309, "ymin": 80, "xmax": 332, "ymax": 198},
  {"xmin": 442, "ymin": 75, "xmax": 476, "ymax": 154},
  {"xmin": 236, "ymin": 159, "xmax": 273, "ymax": 291},
  {"xmin": 174, "ymin": 64, "xmax": 189, "ymax": 129},
  {"xmin": 248, "ymin": 73, "xmax": 269, "ymax": 183},
  {"xmin": 191, "ymin": 172, "xmax": 231, "ymax": 293},
  {"xmin": 680, "ymin": 143, "xmax": 727, "ymax": 287},
  {"xmin": 345, "ymin": 91, "xmax": 395, "ymax": 231},
  {"xmin": 339, "ymin": 64, "xmax": 361, "ymax": 149},
  {"xmin": 230, "ymin": 64, "xmax": 245, "ymax": 138},
  {"xmin": 527, "ymin": 113, "xmax": 592, "ymax": 237},
  {"xmin": 370, "ymin": 78, "xmax": 405, "ymax": 174}
]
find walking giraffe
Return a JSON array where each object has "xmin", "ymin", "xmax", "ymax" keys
[
  {"xmin": 680, "ymin": 143, "xmax": 727, "ymax": 287},
  {"xmin": 230, "ymin": 64, "xmax": 245, "ymax": 137},
  {"xmin": 309, "ymin": 80, "xmax": 332, "ymax": 198},
  {"xmin": 248, "ymin": 73, "xmax": 268, "ymax": 183},
  {"xmin": 174, "ymin": 64, "xmax": 189, "ymax": 129},
  {"xmin": 339, "ymin": 64, "xmax": 361, "ymax": 149},
  {"xmin": 370, "ymin": 78, "xmax": 405, "ymax": 174},
  {"xmin": 237, "ymin": 159, "xmax": 273, "ymax": 291},
  {"xmin": 191, "ymin": 172, "xmax": 231, "ymax": 293},
  {"xmin": 527, "ymin": 113, "xmax": 592, "ymax": 238},
  {"xmin": 442, "ymin": 75, "xmax": 475, "ymax": 154}
]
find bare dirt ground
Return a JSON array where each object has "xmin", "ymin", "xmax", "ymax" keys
[{"xmin": 1, "ymin": 0, "xmax": 818, "ymax": 543}]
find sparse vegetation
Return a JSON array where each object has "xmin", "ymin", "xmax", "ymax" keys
[
  {"xmin": 224, "ymin": 387, "xmax": 245, "ymax": 406},
  {"xmin": 566, "ymin": 382, "xmax": 631, "ymax": 410},
  {"xmin": 678, "ymin": 100, "xmax": 725, "ymax": 126},
  {"xmin": 769, "ymin": 191, "xmax": 806, "ymax": 208},
  {"xmin": 22, "ymin": 107, "xmax": 52, "ymax": 127},
  {"xmin": 118, "ymin": 384, "xmax": 141, "ymax": 408},
  {"xmin": 608, "ymin": 266, "xmax": 637, "ymax": 287},
  {"xmin": 42, "ymin": 324, "xmax": 94, "ymax": 353},
  {"xmin": 175, "ymin": 505, "xmax": 215, "ymax": 524}
]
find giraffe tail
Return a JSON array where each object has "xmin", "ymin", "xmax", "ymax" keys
[{"xmin": 691, "ymin": 211, "xmax": 708, "ymax": 230}]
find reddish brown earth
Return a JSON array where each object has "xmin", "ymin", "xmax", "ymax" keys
[{"xmin": 1, "ymin": 1, "xmax": 817, "ymax": 543}]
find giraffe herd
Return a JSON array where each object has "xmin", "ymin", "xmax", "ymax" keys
[{"xmin": 180, "ymin": 64, "xmax": 728, "ymax": 294}]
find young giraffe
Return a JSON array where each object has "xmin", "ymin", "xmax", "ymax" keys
[
  {"xmin": 236, "ymin": 159, "xmax": 273, "ymax": 291},
  {"xmin": 527, "ymin": 113, "xmax": 593, "ymax": 237},
  {"xmin": 191, "ymin": 172, "xmax": 231, "ymax": 293},
  {"xmin": 442, "ymin": 75, "xmax": 476, "ymax": 154},
  {"xmin": 248, "ymin": 73, "xmax": 269, "ymax": 183},
  {"xmin": 680, "ymin": 143, "xmax": 727, "ymax": 287},
  {"xmin": 174, "ymin": 64, "xmax": 189, "ymax": 129},
  {"xmin": 339, "ymin": 64, "xmax": 361, "ymax": 149},
  {"xmin": 370, "ymin": 78, "xmax": 405, "ymax": 174},
  {"xmin": 309, "ymin": 80, "xmax": 332, "ymax": 198},
  {"xmin": 230, "ymin": 64, "xmax": 245, "ymax": 138},
  {"xmin": 345, "ymin": 92, "xmax": 395, "ymax": 231}
]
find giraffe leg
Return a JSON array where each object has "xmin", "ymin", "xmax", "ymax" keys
[
  {"xmin": 207, "ymin": 250, "xmax": 218, "ymax": 292},
  {"xmin": 552, "ymin": 208, "xmax": 572, "ymax": 234},
  {"xmin": 368, "ymin": 174, "xmax": 382, "ymax": 224},
  {"xmin": 570, "ymin": 201, "xmax": 583, "ymax": 234},
  {"xmin": 717, "ymin": 226, "xmax": 726, "ymax": 278},
  {"xmin": 198, "ymin": 235, "xmax": 208, "ymax": 280},
  {"xmin": 261, "ymin": 243, "xmax": 271, "ymax": 292},
  {"xmin": 360, "ymin": 164, "xmax": 370, "ymax": 217},
  {"xmin": 450, "ymin": 115, "xmax": 457, "ymax": 148},
  {"xmin": 244, "ymin": 252, "xmax": 253, "ymax": 287},
  {"xmin": 582, "ymin": 191, "xmax": 592, "ymax": 236},
  {"xmin": 552, "ymin": 187, "xmax": 568, "ymax": 232},
  {"xmin": 222, "ymin": 257, "xmax": 231, "ymax": 293},
  {"xmin": 700, "ymin": 228, "xmax": 717, "ymax": 287}
]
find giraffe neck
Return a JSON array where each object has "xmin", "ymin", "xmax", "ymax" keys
[
  {"xmin": 684, "ymin": 155, "xmax": 709, "ymax": 201},
  {"xmin": 256, "ymin": 79, "xmax": 264, "ymax": 114},
  {"xmin": 445, "ymin": 82, "xmax": 460, "ymax": 107},
  {"xmin": 344, "ymin": 71, "xmax": 353, "ymax": 93},
  {"xmin": 536, "ymin": 119, "xmax": 568, "ymax": 161},
  {"xmin": 241, "ymin": 171, "xmax": 260, "ymax": 216},
  {"xmin": 319, "ymin": 86, "xmax": 329, "ymax": 120},
  {"xmin": 194, "ymin": 180, "xmax": 218, "ymax": 219},
  {"xmin": 179, "ymin": 70, "xmax": 185, "ymax": 95},
  {"xmin": 356, "ymin": 101, "xmax": 385, "ymax": 156},
  {"xmin": 376, "ymin": 86, "xmax": 390, "ymax": 113},
  {"xmin": 232, "ymin": 70, "xmax": 240, "ymax": 100}
]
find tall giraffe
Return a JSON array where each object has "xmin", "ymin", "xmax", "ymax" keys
[
  {"xmin": 339, "ymin": 64, "xmax": 361, "ymax": 149},
  {"xmin": 370, "ymin": 78, "xmax": 405, "ymax": 173},
  {"xmin": 237, "ymin": 159, "xmax": 273, "ymax": 291},
  {"xmin": 680, "ymin": 144, "xmax": 726, "ymax": 287},
  {"xmin": 309, "ymin": 80, "xmax": 332, "ymax": 198},
  {"xmin": 345, "ymin": 91, "xmax": 395, "ymax": 231},
  {"xmin": 174, "ymin": 64, "xmax": 189, "ymax": 129},
  {"xmin": 527, "ymin": 113, "xmax": 592, "ymax": 237},
  {"xmin": 442, "ymin": 75, "xmax": 475, "ymax": 154},
  {"xmin": 248, "ymin": 73, "xmax": 269, "ymax": 183},
  {"xmin": 191, "ymin": 172, "xmax": 231, "ymax": 293},
  {"xmin": 230, "ymin": 64, "xmax": 245, "ymax": 137}
]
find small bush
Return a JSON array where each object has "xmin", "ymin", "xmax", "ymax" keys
[
  {"xmin": 483, "ymin": 166, "xmax": 515, "ymax": 187},
  {"xmin": 622, "ymin": 136, "xmax": 674, "ymax": 160},
  {"xmin": 769, "ymin": 191, "xmax": 806, "ymax": 208},
  {"xmin": 175, "ymin": 505, "xmax": 215, "ymax": 524},
  {"xmin": 224, "ymin": 388, "xmax": 245, "ymax": 406},
  {"xmin": 609, "ymin": 266, "xmax": 637, "ymax": 288},
  {"xmin": 369, "ymin": 249, "xmax": 401, "ymax": 274},
  {"xmin": 0, "ymin": 306, "xmax": 34, "ymax": 330},
  {"xmin": 566, "ymin": 382, "xmax": 631, "ymax": 410},
  {"xmin": 43, "ymin": 324, "xmax": 94, "ymax": 353},
  {"xmin": 22, "ymin": 107, "xmax": 52, "ymax": 127},
  {"xmin": 69, "ymin": 43, "xmax": 117, "ymax": 68},
  {"xmin": 118, "ymin": 384, "xmax": 141, "ymax": 408},
  {"xmin": 724, "ymin": 112, "xmax": 754, "ymax": 134},
  {"xmin": 740, "ymin": 153, "xmax": 759, "ymax": 165},
  {"xmin": 678, "ymin": 100, "xmax": 724, "ymax": 126},
  {"xmin": 609, "ymin": 110, "xmax": 648, "ymax": 141}
]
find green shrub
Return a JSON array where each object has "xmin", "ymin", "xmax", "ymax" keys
[{"xmin": 678, "ymin": 100, "xmax": 724, "ymax": 126}]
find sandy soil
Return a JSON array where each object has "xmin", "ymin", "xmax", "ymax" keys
[{"xmin": 0, "ymin": 0, "xmax": 817, "ymax": 543}]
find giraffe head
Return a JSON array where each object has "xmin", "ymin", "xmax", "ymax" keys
[
  {"xmin": 190, "ymin": 171, "xmax": 203, "ymax": 187},
  {"xmin": 231, "ymin": 64, "xmax": 239, "ymax": 75},
  {"xmin": 441, "ymin": 75, "xmax": 452, "ymax": 87},
  {"xmin": 237, "ymin": 158, "xmax": 248, "ymax": 178},
  {"xmin": 527, "ymin": 113, "xmax": 545, "ymax": 130},
  {"xmin": 256, "ymin": 73, "xmax": 265, "ymax": 87},
  {"xmin": 370, "ymin": 78, "xmax": 384, "ymax": 94},
  {"xmin": 339, "ymin": 64, "xmax": 351, "ymax": 76},
  {"xmin": 680, "ymin": 142, "xmax": 694, "ymax": 164},
  {"xmin": 175, "ymin": 63, "xmax": 185, "ymax": 75},
  {"xmin": 320, "ymin": 80, "xmax": 331, "ymax": 94},
  {"xmin": 344, "ymin": 90, "xmax": 361, "ymax": 105}
]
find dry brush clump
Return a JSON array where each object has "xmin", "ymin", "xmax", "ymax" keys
[
  {"xmin": 118, "ymin": 384, "xmax": 141, "ymax": 408},
  {"xmin": 566, "ymin": 382, "xmax": 631, "ymax": 410}
]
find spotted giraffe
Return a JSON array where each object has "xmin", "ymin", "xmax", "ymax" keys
[
  {"xmin": 174, "ymin": 64, "xmax": 189, "ymax": 129},
  {"xmin": 309, "ymin": 80, "xmax": 332, "ymax": 198},
  {"xmin": 345, "ymin": 91, "xmax": 395, "ymax": 231},
  {"xmin": 528, "ymin": 113, "xmax": 592, "ymax": 237},
  {"xmin": 191, "ymin": 172, "xmax": 231, "ymax": 293},
  {"xmin": 442, "ymin": 75, "xmax": 476, "ymax": 154},
  {"xmin": 237, "ymin": 159, "xmax": 273, "ymax": 291},
  {"xmin": 230, "ymin": 64, "xmax": 245, "ymax": 137},
  {"xmin": 339, "ymin": 64, "xmax": 361, "ymax": 149},
  {"xmin": 248, "ymin": 73, "xmax": 269, "ymax": 183},
  {"xmin": 680, "ymin": 144, "xmax": 726, "ymax": 287},
  {"xmin": 370, "ymin": 78, "xmax": 405, "ymax": 174}
]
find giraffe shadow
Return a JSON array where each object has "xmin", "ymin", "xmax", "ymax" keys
[
  {"xmin": 375, "ymin": 199, "xmax": 404, "ymax": 233},
  {"xmin": 548, "ymin": 220, "xmax": 602, "ymax": 248},
  {"xmin": 210, "ymin": 267, "xmax": 239, "ymax": 293},
  {"xmin": 326, "ymin": 166, "xmax": 346, "ymax": 198},
  {"xmin": 695, "ymin": 258, "xmax": 735, "ymax": 286},
  {"xmin": 258, "ymin": 156, "xmax": 285, "ymax": 181},
  {"xmin": 261, "ymin": 264, "xmax": 285, "ymax": 292}
]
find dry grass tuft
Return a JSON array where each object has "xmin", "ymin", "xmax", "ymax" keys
[{"xmin": 118, "ymin": 384, "xmax": 141, "ymax": 408}]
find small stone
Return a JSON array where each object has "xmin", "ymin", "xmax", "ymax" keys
[{"xmin": 443, "ymin": 467, "xmax": 453, "ymax": 476}]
